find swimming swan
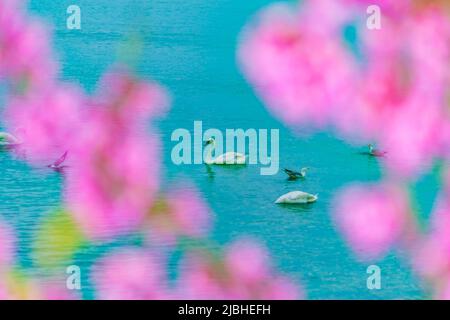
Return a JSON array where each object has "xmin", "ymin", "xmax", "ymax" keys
[
  {"xmin": 275, "ymin": 191, "xmax": 318, "ymax": 204},
  {"xmin": 283, "ymin": 167, "xmax": 309, "ymax": 180},
  {"xmin": 204, "ymin": 138, "xmax": 246, "ymax": 165},
  {"xmin": 0, "ymin": 132, "xmax": 21, "ymax": 146}
]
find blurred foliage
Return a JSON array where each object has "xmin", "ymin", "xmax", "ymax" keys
[{"xmin": 33, "ymin": 209, "xmax": 85, "ymax": 270}]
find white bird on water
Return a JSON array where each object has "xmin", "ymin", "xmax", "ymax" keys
[
  {"xmin": 0, "ymin": 132, "xmax": 21, "ymax": 146},
  {"xmin": 204, "ymin": 138, "xmax": 246, "ymax": 165},
  {"xmin": 275, "ymin": 191, "xmax": 318, "ymax": 204}
]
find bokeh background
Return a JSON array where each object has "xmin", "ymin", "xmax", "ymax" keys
[{"xmin": 1, "ymin": 0, "xmax": 437, "ymax": 299}]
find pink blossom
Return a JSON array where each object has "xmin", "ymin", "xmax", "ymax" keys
[
  {"xmin": 414, "ymin": 198, "xmax": 450, "ymax": 278},
  {"xmin": 238, "ymin": 1, "xmax": 450, "ymax": 181},
  {"xmin": 336, "ymin": 61, "xmax": 408, "ymax": 140},
  {"xmin": 445, "ymin": 167, "xmax": 450, "ymax": 192},
  {"xmin": 238, "ymin": 3, "xmax": 357, "ymax": 127},
  {"xmin": 225, "ymin": 240, "xmax": 270, "ymax": 284},
  {"xmin": 339, "ymin": 8, "xmax": 450, "ymax": 176},
  {"xmin": 436, "ymin": 277, "xmax": 450, "ymax": 300},
  {"xmin": 0, "ymin": 2, "xmax": 56, "ymax": 91},
  {"xmin": 0, "ymin": 274, "xmax": 17, "ymax": 300},
  {"xmin": 5, "ymin": 86, "xmax": 84, "ymax": 163},
  {"xmin": 406, "ymin": 9, "xmax": 450, "ymax": 100},
  {"xmin": 67, "ymin": 113, "xmax": 160, "ymax": 240},
  {"xmin": 343, "ymin": 0, "xmax": 409, "ymax": 16},
  {"xmin": 38, "ymin": 283, "xmax": 78, "ymax": 300},
  {"xmin": 92, "ymin": 248, "xmax": 168, "ymax": 300},
  {"xmin": 334, "ymin": 17, "xmax": 408, "ymax": 139},
  {"xmin": 299, "ymin": 0, "xmax": 352, "ymax": 36},
  {"xmin": 2, "ymin": 0, "xmax": 303, "ymax": 302},
  {"xmin": 177, "ymin": 239, "xmax": 301, "ymax": 300},
  {"xmin": 66, "ymin": 72, "xmax": 167, "ymax": 240},
  {"xmin": 0, "ymin": 282, "xmax": 8, "ymax": 300},
  {"xmin": 416, "ymin": 200, "xmax": 450, "ymax": 298},
  {"xmin": 379, "ymin": 97, "xmax": 447, "ymax": 178},
  {"xmin": 147, "ymin": 186, "xmax": 211, "ymax": 244},
  {"xmin": 97, "ymin": 70, "xmax": 169, "ymax": 121},
  {"xmin": 336, "ymin": 13, "xmax": 441, "ymax": 141},
  {"xmin": 334, "ymin": 183, "xmax": 410, "ymax": 260},
  {"xmin": 0, "ymin": 274, "xmax": 77, "ymax": 300}
]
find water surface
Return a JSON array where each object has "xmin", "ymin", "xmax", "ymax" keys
[{"xmin": 0, "ymin": 0, "xmax": 432, "ymax": 299}]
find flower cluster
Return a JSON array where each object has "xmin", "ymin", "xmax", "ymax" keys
[
  {"xmin": 92, "ymin": 239, "xmax": 300, "ymax": 300},
  {"xmin": 177, "ymin": 239, "xmax": 301, "ymax": 300},
  {"xmin": 1, "ymin": 0, "xmax": 79, "ymax": 162},
  {"xmin": 65, "ymin": 71, "xmax": 166, "ymax": 240},
  {"xmin": 239, "ymin": 0, "xmax": 450, "ymax": 298},
  {"xmin": 0, "ymin": 220, "xmax": 75, "ymax": 299},
  {"xmin": 238, "ymin": 0, "xmax": 450, "ymax": 178},
  {"xmin": 0, "ymin": 0, "xmax": 299, "ymax": 300}
]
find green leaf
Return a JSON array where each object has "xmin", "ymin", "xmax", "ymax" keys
[{"xmin": 33, "ymin": 209, "xmax": 86, "ymax": 270}]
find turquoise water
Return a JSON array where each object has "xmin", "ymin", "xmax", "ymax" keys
[{"xmin": 0, "ymin": 0, "xmax": 436, "ymax": 299}]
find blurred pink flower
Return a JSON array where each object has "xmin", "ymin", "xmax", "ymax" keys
[
  {"xmin": 406, "ymin": 9, "xmax": 450, "ymax": 99},
  {"xmin": 239, "ymin": 1, "xmax": 450, "ymax": 182},
  {"xmin": 177, "ymin": 239, "xmax": 301, "ymax": 300},
  {"xmin": 343, "ymin": 0, "xmax": 409, "ymax": 16},
  {"xmin": 97, "ymin": 70, "xmax": 169, "ymax": 122},
  {"xmin": 38, "ymin": 283, "xmax": 78, "ymax": 300},
  {"xmin": 225, "ymin": 240, "xmax": 270, "ymax": 284},
  {"xmin": 334, "ymin": 183, "xmax": 410, "ymax": 260},
  {"xmin": 299, "ymin": 0, "xmax": 352, "ymax": 36},
  {"xmin": 67, "ymin": 112, "xmax": 160, "ymax": 240},
  {"xmin": 238, "ymin": 2, "xmax": 357, "ymax": 127},
  {"xmin": 92, "ymin": 248, "xmax": 168, "ymax": 300},
  {"xmin": 0, "ymin": 274, "xmax": 77, "ymax": 300},
  {"xmin": 5, "ymin": 86, "xmax": 84, "ymax": 163},
  {"xmin": 335, "ymin": 16, "xmax": 408, "ymax": 139},
  {"xmin": 445, "ymin": 167, "xmax": 450, "ymax": 192},
  {"xmin": 0, "ymin": 221, "xmax": 15, "ymax": 268},
  {"xmin": 436, "ymin": 277, "xmax": 450, "ymax": 300},
  {"xmin": 414, "ymin": 237, "xmax": 449, "ymax": 280},
  {"xmin": 147, "ymin": 187, "xmax": 211, "ymax": 244},
  {"xmin": 379, "ymin": 97, "xmax": 447, "ymax": 178},
  {"xmin": 66, "ymin": 72, "xmax": 167, "ymax": 240},
  {"xmin": 414, "ymin": 198, "xmax": 450, "ymax": 278},
  {"xmin": 1, "ymin": 0, "xmax": 302, "ymax": 302},
  {"xmin": 0, "ymin": 283, "xmax": 8, "ymax": 300},
  {"xmin": 416, "ymin": 199, "xmax": 450, "ymax": 299},
  {"xmin": 339, "ymin": 7, "xmax": 450, "ymax": 177},
  {"xmin": 0, "ymin": 1, "xmax": 56, "ymax": 91}
]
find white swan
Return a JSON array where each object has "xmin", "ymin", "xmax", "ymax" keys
[
  {"xmin": 204, "ymin": 138, "xmax": 246, "ymax": 165},
  {"xmin": 275, "ymin": 191, "xmax": 318, "ymax": 204},
  {"xmin": 0, "ymin": 132, "xmax": 21, "ymax": 146}
]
